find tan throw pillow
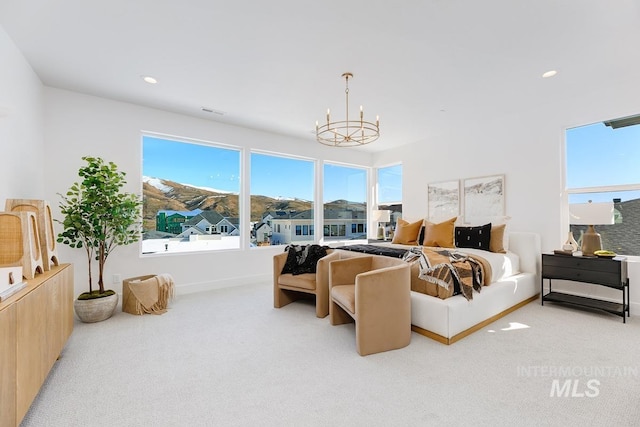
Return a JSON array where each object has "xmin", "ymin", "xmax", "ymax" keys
[
  {"xmin": 391, "ymin": 218, "xmax": 423, "ymax": 245},
  {"xmin": 422, "ymin": 217, "xmax": 457, "ymax": 248},
  {"xmin": 490, "ymin": 223, "xmax": 507, "ymax": 253}
]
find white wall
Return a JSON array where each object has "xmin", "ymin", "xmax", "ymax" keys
[
  {"xmin": 373, "ymin": 81, "xmax": 640, "ymax": 310},
  {"xmin": 0, "ymin": 26, "xmax": 45, "ymax": 200},
  {"xmin": 43, "ymin": 88, "xmax": 373, "ymax": 296}
]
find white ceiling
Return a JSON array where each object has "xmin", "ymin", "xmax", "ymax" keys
[{"xmin": 1, "ymin": 0, "xmax": 639, "ymax": 152}]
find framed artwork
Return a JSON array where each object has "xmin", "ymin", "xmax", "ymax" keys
[
  {"xmin": 463, "ymin": 174, "xmax": 505, "ymax": 220},
  {"xmin": 427, "ymin": 180, "xmax": 460, "ymax": 220}
]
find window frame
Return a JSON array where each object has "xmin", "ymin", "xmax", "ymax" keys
[
  {"xmin": 375, "ymin": 162, "xmax": 403, "ymax": 236},
  {"xmin": 322, "ymin": 160, "xmax": 369, "ymax": 243},
  {"xmin": 250, "ymin": 149, "xmax": 317, "ymax": 249},
  {"xmin": 564, "ymin": 117, "xmax": 640, "ymax": 256},
  {"xmin": 140, "ymin": 132, "xmax": 242, "ymax": 256}
]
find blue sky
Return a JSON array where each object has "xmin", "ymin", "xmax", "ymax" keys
[
  {"xmin": 143, "ymin": 136, "xmax": 241, "ymax": 192},
  {"xmin": 143, "ymin": 136, "xmax": 371, "ymax": 202},
  {"xmin": 566, "ymin": 120, "xmax": 640, "ymax": 203}
]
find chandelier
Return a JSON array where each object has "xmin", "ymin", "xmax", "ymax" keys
[{"xmin": 316, "ymin": 72, "xmax": 380, "ymax": 147}]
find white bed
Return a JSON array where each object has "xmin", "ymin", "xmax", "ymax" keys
[{"xmin": 338, "ymin": 231, "xmax": 541, "ymax": 344}]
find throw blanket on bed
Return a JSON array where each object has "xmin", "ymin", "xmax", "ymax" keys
[
  {"xmin": 415, "ymin": 248, "xmax": 488, "ymax": 301},
  {"xmin": 339, "ymin": 244, "xmax": 409, "ymax": 259}
]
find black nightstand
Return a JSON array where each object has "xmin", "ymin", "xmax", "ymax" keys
[{"xmin": 541, "ymin": 253, "xmax": 630, "ymax": 322}]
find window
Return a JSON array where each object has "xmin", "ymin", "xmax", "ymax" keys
[
  {"xmin": 323, "ymin": 163, "xmax": 367, "ymax": 241},
  {"xmin": 250, "ymin": 152, "xmax": 315, "ymax": 247},
  {"xmin": 141, "ymin": 135, "xmax": 240, "ymax": 254},
  {"xmin": 566, "ymin": 115, "xmax": 640, "ymax": 255},
  {"xmin": 377, "ymin": 164, "xmax": 402, "ymax": 229}
]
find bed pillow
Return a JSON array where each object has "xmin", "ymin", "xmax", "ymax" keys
[
  {"xmin": 460, "ymin": 216, "xmax": 510, "ymax": 253},
  {"xmin": 455, "ymin": 223, "xmax": 492, "ymax": 251},
  {"xmin": 489, "ymin": 223, "xmax": 507, "ymax": 253},
  {"xmin": 422, "ymin": 217, "xmax": 457, "ymax": 248},
  {"xmin": 392, "ymin": 218, "xmax": 423, "ymax": 245}
]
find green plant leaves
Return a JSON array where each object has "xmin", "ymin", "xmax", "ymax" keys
[{"xmin": 56, "ymin": 156, "xmax": 142, "ymax": 293}]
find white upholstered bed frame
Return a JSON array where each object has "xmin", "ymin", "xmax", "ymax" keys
[
  {"xmin": 409, "ymin": 231, "xmax": 541, "ymax": 344},
  {"xmin": 333, "ymin": 231, "xmax": 541, "ymax": 345}
]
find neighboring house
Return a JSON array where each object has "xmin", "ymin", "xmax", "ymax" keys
[
  {"xmin": 269, "ymin": 208, "xmax": 367, "ymax": 245},
  {"xmin": 177, "ymin": 225, "xmax": 207, "ymax": 239},
  {"xmin": 177, "ymin": 210, "xmax": 239, "ymax": 238},
  {"xmin": 261, "ymin": 212, "xmax": 275, "ymax": 226},
  {"xmin": 156, "ymin": 209, "xmax": 203, "ymax": 234},
  {"xmin": 253, "ymin": 221, "xmax": 273, "ymax": 244},
  {"xmin": 271, "ymin": 210, "xmax": 314, "ymax": 245},
  {"xmin": 323, "ymin": 208, "xmax": 367, "ymax": 240},
  {"xmin": 218, "ymin": 217, "xmax": 240, "ymax": 236}
]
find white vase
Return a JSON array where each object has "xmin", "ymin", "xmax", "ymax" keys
[{"xmin": 563, "ymin": 231, "xmax": 579, "ymax": 252}]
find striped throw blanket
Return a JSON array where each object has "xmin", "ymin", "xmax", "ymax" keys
[{"xmin": 410, "ymin": 248, "xmax": 486, "ymax": 300}]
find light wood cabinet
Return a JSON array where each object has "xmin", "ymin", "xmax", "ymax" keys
[
  {"xmin": 0, "ymin": 264, "xmax": 73, "ymax": 427},
  {"xmin": 0, "ymin": 305, "xmax": 17, "ymax": 427}
]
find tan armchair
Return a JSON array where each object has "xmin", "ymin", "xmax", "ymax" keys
[
  {"xmin": 329, "ymin": 255, "xmax": 411, "ymax": 356},
  {"xmin": 273, "ymin": 249, "xmax": 338, "ymax": 318}
]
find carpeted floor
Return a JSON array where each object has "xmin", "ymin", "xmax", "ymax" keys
[{"xmin": 21, "ymin": 282, "xmax": 640, "ymax": 426}]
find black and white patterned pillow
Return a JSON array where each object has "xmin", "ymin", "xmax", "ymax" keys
[{"xmin": 455, "ymin": 223, "xmax": 492, "ymax": 251}]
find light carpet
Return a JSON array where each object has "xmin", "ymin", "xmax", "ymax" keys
[{"xmin": 21, "ymin": 281, "xmax": 640, "ymax": 426}]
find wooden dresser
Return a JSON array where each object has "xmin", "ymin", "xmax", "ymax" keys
[{"xmin": 0, "ymin": 264, "xmax": 74, "ymax": 427}]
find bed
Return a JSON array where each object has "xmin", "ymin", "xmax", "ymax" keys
[{"xmin": 331, "ymin": 231, "xmax": 541, "ymax": 344}]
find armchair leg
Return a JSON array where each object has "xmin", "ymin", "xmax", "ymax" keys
[
  {"xmin": 274, "ymin": 288, "xmax": 297, "ymax": 309},
  {"xmin": 315, "ymin": 300, "xmax": 329, "ymax": 318},
  {"xmin": 330, "ymin": 300, "xmax": 354, "ymax": 325}
]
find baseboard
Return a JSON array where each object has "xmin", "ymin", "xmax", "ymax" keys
[
  {"xmin": 411, "ymin": 294, "xmax": 540, "ymax": 345},
  {"xmin": 175, "ymin": 273, "xmax": 271, "ymax": 295}
]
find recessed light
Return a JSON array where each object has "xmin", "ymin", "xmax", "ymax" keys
[
  {"xmin": 142, "ymin": 75, "xmax": 158, "ymax": 84},
  {"xmin": 542, "ymin": 70, "xmax": 557, "ymax": 78}
]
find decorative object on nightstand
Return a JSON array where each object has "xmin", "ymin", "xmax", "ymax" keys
[
  {"xmin": 562, "ymin": 230, "xmax": 579, "ymax": 252},
  {"xmin": 372, "ymin": 209, "xmax": 391, "ymax": 240},
  {"xmin": 569, "ymin": 201, "xmax": 614, "ymax": 257}
]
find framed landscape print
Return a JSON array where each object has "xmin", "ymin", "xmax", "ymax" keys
[
  {"xmin": 427, "ymin": 180, "xmax": 460, "ymax": 220},
  {"xmin": 463, "ymin": 174, "xmax": 505, "ymax": 220}
]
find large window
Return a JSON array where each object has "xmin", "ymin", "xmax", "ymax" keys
[
  {"xmin": 566, "ymin": 115, "xmax": 640, "ymax": 255},
  {"xmin": 323, "ymin": 163, "xmax": 367, "ymax": 241},
  {"xmin": 250, "ymin": 152, "xmax": 315, "ymax": 247},
  {"xmin": 377, "ymin": 164, "xmax": 402, "ymax": 230},
  {"xmin": 141, "ymin": 135, "xmax": 241, "ymax": 253}
]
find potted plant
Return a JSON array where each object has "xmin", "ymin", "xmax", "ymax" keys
[{"xmin": 57, "ymin": 156, "xmax": 142, "ymax": 322}]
